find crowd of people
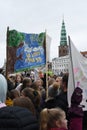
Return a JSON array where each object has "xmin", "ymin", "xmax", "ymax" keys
[{"xmin": 0, "ymin": 68, "xmax": 86, "ymax": 130}]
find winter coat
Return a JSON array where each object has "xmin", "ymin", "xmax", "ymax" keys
[
  {"xmin": 68, "ymin": 106, "xmax": 83, "ymax": 130},
  {"xmin": 45, "ymin": 91, "xmax": 68, "ymax": 115},
  {"xmin": 69, "ymin": 117, "xmax": 83, "ymax": 130},
  {"xmin": 0, "ymin": 106, "xmax": 39, "ymax": 130},
  {"xmin": 55, "ymin": 91, "xmax": 68, "ymax": 115},
  {"xmin": 68, "ymin": 87, "xmax": 83, "ymax": 130}
]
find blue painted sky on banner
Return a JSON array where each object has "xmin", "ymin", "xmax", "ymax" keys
[
  {"xmin": 0, "ymin": 0, "xmax": 87, "ymax": 67},
  {"xmin": 14, "ymin": 32, "xmax": 46, "ymax": 71}
]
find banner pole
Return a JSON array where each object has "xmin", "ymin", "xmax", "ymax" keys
[
  {"xmin": 45, "ymin": 30, "xmax": 48, "ymax": 99},
  {"xmin": 6, "ymin": 26, "xmax": 9, "ymax": 79},
  {"xmin": 68, "ymin": 36, "xmax": 75, "ymax": 88}
]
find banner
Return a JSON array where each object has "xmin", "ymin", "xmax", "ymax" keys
[
  {"xmin": 68, "ymin": 36, "xmax": 87, "ymax": 110},
  {"xmin": 7, "ymin": 29, "xmax": 46, "ymax": 73}
]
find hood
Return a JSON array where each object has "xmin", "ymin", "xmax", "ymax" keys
[{"xmin": 0, "ymin": 74, "xmax": 7, "ymax": 103}]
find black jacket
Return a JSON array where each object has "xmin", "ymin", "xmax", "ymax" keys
[
  {"xmin": 45, "ymin": 91, "xmax": 68, "ymax": 113},
  {"xmin": 55, "ymin": 91, "xmax": 68, "ymax": 113},
  {"xmin": 0, "ymin": 106, "xmax": 39, "ymax": 130}
]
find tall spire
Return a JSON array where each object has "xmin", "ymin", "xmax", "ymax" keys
[{"xmin": 60, "ymin": 19, "xmax": 67, "ymax": 46}]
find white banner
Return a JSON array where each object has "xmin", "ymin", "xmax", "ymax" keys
[
  {"xmin": 46, "ymin": 34, "xmax": 51, "ymax": 61},
  {"xmin": 68, "ymin": 36, "xmax": 87, "ymax": 110}
]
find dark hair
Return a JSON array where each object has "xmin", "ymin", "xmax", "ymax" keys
[
  {"xmin": 13, "ymin": 97, "xmax": 36, "ymax": 115},
  {"xmin": 21, "ymin": 88, "xmax": 40, "ymax": 107},
  {"xmin": 62, "ymin": 73, "xmax": 69, "ymax": 88},
  {"xmin": 10, "ymin": 89, "xmax": 20, "ymax": 100},
  {"xmin": 21, "ymin": 77, "xmax": 32, "ymax": 91}
]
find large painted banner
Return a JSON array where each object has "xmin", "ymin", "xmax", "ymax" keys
[
  {"xmin": 7, "ymin": 29, "xmax": 46, "ymax": 73},
  {"xmin": 68, "ymin": 36, "xmax": 87, "ymax": 110}
]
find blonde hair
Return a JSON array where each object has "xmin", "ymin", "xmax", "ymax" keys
[
  {"xmin": 53, "ymin": 82, "xmax": 60, "ymax": 90},
  {"xmin": 40, "ymin": 108, "xmax": 65, "ymax": 130}
]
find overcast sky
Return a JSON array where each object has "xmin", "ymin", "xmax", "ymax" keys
[{"xmin": 0, "ymin": 0, "xmax": 87, "ymax": 67}]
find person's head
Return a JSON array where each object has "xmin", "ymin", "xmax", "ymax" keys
[
  {"xmin": 48, "ymin": 78, "xmax": 55, "ymax": 87},
  {"xmin": 56, "ymin": 77, "xmax": 62, "ymax": 87},
  {"xmin": 48, "ymin": 82, "xmax": 59, "ymax": 97},
  {"xmin": 31, "ymin": 79, "xmax": 43, "ymax": 91},
  {"xmin": 21, "ymin": 77, "xmax": 32, "ymax": 90},
  {"xmin": 31, "ymin": 81, "xmax": 40, "ymax": 91},
  {"xmin": 21, "ymin": 87, "xmax": 41, "ymax": 107},
  {"xmin": 0, "ymin": 74, "xmax": 7, "ymax": 103},
  {"xmin": 10, "ymin": 89, "xmax": 20, "ymax": 100},
  {"xmin": 13, "ymin": 97, "xmax": 36, "ymax": 115},
  {"xmin": 15, "ymin": 73, "xmax": 23, "ymax": 84},
  {"xmin": 71, "ymin": 87, "xmax": 83, "ymax": 106},
  {"xmin": 53, "ymin": 82, "xmax": 60, "ymax": 90},
  {"xmin": 40, "ymin": 108, "xmax": 67, "ymax": 130},
  {"xmin": 36, "ymin": 79, "xmax": 43, "ymax": 87}
]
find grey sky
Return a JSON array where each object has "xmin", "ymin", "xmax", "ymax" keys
[{"xmin": 0, "ymin": 0, "xmax": 87, "ymax": 67}]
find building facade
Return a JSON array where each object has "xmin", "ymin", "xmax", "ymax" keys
[{"xmin": 52, "ymin": 55, "xmax": 69, "ymax": 75}]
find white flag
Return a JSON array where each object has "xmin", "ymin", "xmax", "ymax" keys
[
  {"xmin": 46, "ymin": 34, "xmax": 51, "ymax": 62},
  {"xmin": 68, "ymin": 36, "xmax": 87, "ymax": 110}
]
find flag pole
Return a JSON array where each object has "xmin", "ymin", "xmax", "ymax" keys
[
  {"xmin": 6, "ymin": 26, "xmax": 9, "ymax": 79},
  {"xmin": 68, "ymin": 36, "xmax": 75, "ymax": 88},
  {"xmin": 45, "ymin": 30, "xmax": 48, "ymax": 99}
]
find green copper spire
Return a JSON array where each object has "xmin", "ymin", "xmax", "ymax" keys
[{"xmin": 60, "ymin": 19, "xmax": 67, "ymax": 46}]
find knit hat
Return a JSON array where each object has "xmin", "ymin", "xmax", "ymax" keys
[{"xmin": 71, "ymin": 87, "xmax": 83, "ymax": 105}]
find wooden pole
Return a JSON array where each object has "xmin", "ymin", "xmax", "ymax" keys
[
  {"xmin": 45, "ymin": 30, "xmax": 48, "ymax": 99},
  {"xmin": 6, "ymin": 26, "xmax": 9, "ymax": 79}
]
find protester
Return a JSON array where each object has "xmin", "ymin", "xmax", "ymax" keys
[
  {"xmin": 21, "ymin": 87, "xmax": 41, "ymax": 118},
  {"xmin": 54, "ymin": 73, "xmax": 69, "ymax": 115},
  {"xmin": 68, "ymin": 87, "xmax": 83, "ymax": 130},
  {"xmin": 48, "ymin": 81, "xmax": 61, "ymax": 97},
  {"xmin": 31, "ymin": 79, "xmax": 46, "ymax": 108},
  {"xmin": 16, "ymin": 77, "xmax": 32, "ymax": 93},
  {"xmin": 6, "ymin": 89, "xmax": 20, "ymax": 106},
  {"xmin": 14, "ymin": 73, "xmax": 23, "ymax": 88},
  {"xmin": 45, "ymin": 82, "xmax": 61, "ymax": 109},
  {"xmin": 39, "ymin": 108, "xmax": 68, "ymax": 130},
  {"xmin": 44, "ymin": 73, "xmax": 68, "ymax": 114}
]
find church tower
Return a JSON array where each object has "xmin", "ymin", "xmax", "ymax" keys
[{"xmin": 59, "ymin": 19, "xmax": 69, "ymax": 57}]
